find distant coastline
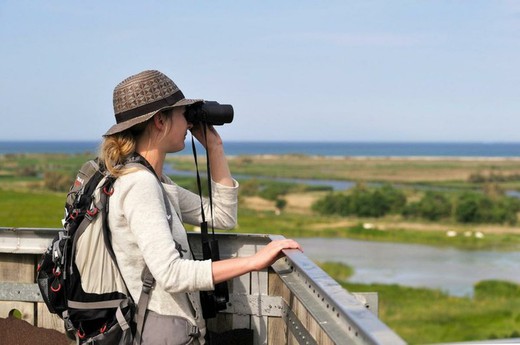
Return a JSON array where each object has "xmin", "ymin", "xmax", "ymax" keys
[{"xmin": 2, "ymin": 140, "xmax": 520, "ymax": 157}]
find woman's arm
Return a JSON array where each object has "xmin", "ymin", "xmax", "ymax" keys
[
  {"xmin": 181, "ymin": 124, "xmax": 238, "ymax": 229},
  {"xmin": 173, "ymin": 179, "xmax": 238, "ymax": 229},
  {"xmin": 211, "ymin": 238, "xmax": 302, "ymax": 284},
  {"xmin": 190, "ymin": 124, "xmax": 234, "ymax": 187}
]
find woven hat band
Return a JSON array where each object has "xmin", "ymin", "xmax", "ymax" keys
[{"xmin": 115, "ymin": 89, "xmax": 185, "ymax": 124}]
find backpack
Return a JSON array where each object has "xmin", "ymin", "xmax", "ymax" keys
[{"xmin": 37, "ymin": 158, "xmax": 153, "ymax": 345}]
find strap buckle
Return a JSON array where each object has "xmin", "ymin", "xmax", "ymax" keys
[
  {"xmin": 189, "ymin": 325, "xmax": 201, "ymax": 338},
  {"xmin": 141, "ymin": 270, "xmax": 155, "ymax": 294},
  {"xmin": 63, "ymin": 311, "xmax": 75, "ymax": 333}
]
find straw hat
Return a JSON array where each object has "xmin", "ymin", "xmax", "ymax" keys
[{"xmin": 104, "ymin": 70, "xmax": 203, "ymax": 136}]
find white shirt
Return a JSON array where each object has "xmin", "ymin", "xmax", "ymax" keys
[{"xmin": 108, "ymin": 168, "xmax": 238, "ymax": 341}]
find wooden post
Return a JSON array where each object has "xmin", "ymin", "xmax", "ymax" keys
[{"xmin": 0, "ymin": 253, "xmax": 35, "ymax": 324}]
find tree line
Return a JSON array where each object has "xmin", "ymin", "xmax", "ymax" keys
[{"xmin": 312, "ymin": 184, "xmax": 520, "ymax": 225}]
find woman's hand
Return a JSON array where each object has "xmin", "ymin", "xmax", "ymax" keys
[
  {"xmin": 190, "ymin": 123, "xmax": 222, "ymax": 150},
  {"xmin": 212, "ymin": 239, "xmax": 302, "ymax": 284},
  {"xmin": 250, "ymin": 239, "xmax": 302, "ymax": 271},
  {"xmin": 189, "ymin": 123, "xmax": 234, "ymax": 187}
]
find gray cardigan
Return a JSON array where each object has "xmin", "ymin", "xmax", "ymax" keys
[{"xmin": 108, "ymin": 168, "xmax": 239, "ymax": 342}]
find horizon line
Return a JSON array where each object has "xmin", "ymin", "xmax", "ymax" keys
[{"xmin": 3, "ymin": 139, "xmax": 520, "ymax": 145}]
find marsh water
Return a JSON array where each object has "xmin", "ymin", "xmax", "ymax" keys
[{"xmin": 295, "ymin": 237, "xmax": 520, "ymax": 297}]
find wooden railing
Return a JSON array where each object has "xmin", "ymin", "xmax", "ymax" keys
[{"xmin": 0, "ymin": 227, "xmax": 406, "ymax": 345}]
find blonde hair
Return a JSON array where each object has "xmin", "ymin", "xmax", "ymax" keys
[
  {"xmin": 99, "ymin": 109, "xmax": 174, "ymax": 177},
  {"xmin": 99, "ymin": 131, "xmax": 137, "ymax": 177}
]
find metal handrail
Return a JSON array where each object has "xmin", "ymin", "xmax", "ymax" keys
[{"xmin": 270, "ymin": 234, "xmax": 406, "ymax": 345}]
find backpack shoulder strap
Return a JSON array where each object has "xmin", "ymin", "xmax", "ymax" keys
[
  {"xmin": 100, "ymin": 177, "xmax": 118, "ymax": 267},
  {"xmin": 133, "ymin": 266, "xmax": 154, "ymax": 345}
]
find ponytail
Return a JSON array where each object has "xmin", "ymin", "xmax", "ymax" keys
[{"xmin": 99, "ymin": 131, "xmax": 136, "ymax": 177}]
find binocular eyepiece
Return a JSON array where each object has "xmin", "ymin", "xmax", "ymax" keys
[{"xmin": 185, "ymin": 101, "xmax": 234, "ymax": 126}]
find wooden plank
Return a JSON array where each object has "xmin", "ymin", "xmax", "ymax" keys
[
  {"xmin": 268, "ymin": 269, "xmax": 287, "ymax": 345},
  {"xmin": 0, "ymin": 253, "xmax": 36, "ymax": 324},
  {"xmin": 251, "ymin": 268, "xmax": 268, "ymax": 345},
  {"xmin": 230, "ymin": 243, "xmax": 252, "ymax": 332},
  {"xmin": 287, "ymin": 331, "xmax": 299, "ymax": 345},
  {"xmin": 0, "ymin": 301, "xmax": 34, "ymax": 324},
  {"xmin": 36, "ymin": 303, "xmax": 64, "ymax": 332},
  {"xmin": 288, "ymin": 284, "xmax": 334, "ymax": 345},
  {"xmin": 231, "ymin": 273, "xmax": 251, "ymax": 330},
  {"xmin": 0, "ymin": 253, "xmax": 35, "ymax": 282},
  {"xmin": 305, "ymin": 304, "xmax": 334, "ymax": 345}
]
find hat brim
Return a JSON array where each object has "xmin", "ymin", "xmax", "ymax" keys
[{"xmin": 103, "ymin": 98, "xmax": 204, "ymax": 136}]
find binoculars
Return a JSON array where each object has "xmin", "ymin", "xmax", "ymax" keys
[{"xmin": 185, "ymin": 101, "xmax": 234, "ymax": 126}]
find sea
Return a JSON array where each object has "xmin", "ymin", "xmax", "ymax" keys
[{"xmin": 2, "ymin": 140, "xmax": 520, "ymax": 157}]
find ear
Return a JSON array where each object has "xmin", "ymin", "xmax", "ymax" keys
[{"xmin": 153, "ymin": 113, "xmax": 166, "ymax": 130}]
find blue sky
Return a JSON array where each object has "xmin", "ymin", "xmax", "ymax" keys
[{"xmin": 0, "ymin": 1, "xmax": 519, "ymax": 142}]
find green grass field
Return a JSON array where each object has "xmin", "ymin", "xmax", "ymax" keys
[
  {"xmin": 319, "ymin": 262, "xmax": 520, "ymax": 344},
  {"xmin": 0, "ymin": 189, "xmax": 63, "ymax": 227}
]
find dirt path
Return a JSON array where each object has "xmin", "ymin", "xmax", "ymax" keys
[{"xmin": 0, "ymin": 316, "xmax": 71, "ymax": 345}]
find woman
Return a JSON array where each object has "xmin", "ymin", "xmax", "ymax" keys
[{"xmin": 101, "ymin": 70, "xmax": 301, "ymax": 345}]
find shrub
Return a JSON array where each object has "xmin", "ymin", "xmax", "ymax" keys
[
  {"xmin": 17, "ymin": 166, "xmax": 39, "ymax": 177},
  {"xmin": 312, "ymin": 192, "xmax": 352, "ymax": 216},
  {"xmin": 275, "ymin": 198, "xmax": 287, "ymax": 211},
  {"xmin": 43, "ymin": 171, "xmax": 72, "ymax": 192},
  {"xmin": 455, "ymin": 193, "xmax": 480, "ymax": 223},
  {"xmin": 468, "ymin": 172, "xmax": 486, "ymax": 183},
  {"xmin": 258, "ymin": 182, "xmax": 292, "ymax": 201},
  {"xmin": 349, "ymin": 186, "xmax": 376, "ymax": 216},
  {"xmin": 348, "ymin": 184, "xmax": 406, "ymax": 217},
  {"xmin": 312, "ymin": 184, "xmax": 406, "ymax": 218},
  {"xmin": 250, "ymin": 180, "xmax": 331, "ymax": 201},
  {"xmin": 377, "ymin": 184, "xmax": 407, "ymax": 213},
  {"xmin": 474, "ymin": 280, "xmax": 520, "ymax": 300},
  {"xmin": 239, "ymin": 178, "xmax": 260, "ymax": 196},
  {"xmin": 403, "ymin": 191, "xmax": 451, "ymax": 221},
  {"xmin": 455, "ymin": 192, "xmax": 520, "ymax": 224}
]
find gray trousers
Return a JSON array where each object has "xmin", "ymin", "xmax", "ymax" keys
[{"xmin": 141, "ymin": 310, "xmax": 201, "ymax": 345}]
